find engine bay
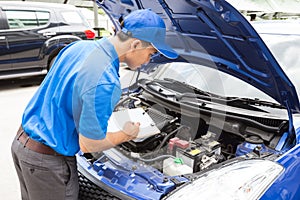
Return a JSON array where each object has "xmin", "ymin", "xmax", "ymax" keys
[{"xmin": 85, "ymin": 78, "xmax": 291, "ymax": 177}]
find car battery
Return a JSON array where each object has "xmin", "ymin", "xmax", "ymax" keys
[
  {"xmin": 175, "ymin": 145, "xmax": 206, "ymax": 172},
  {"xmin": 194, "ymin": 132, "xmax": 221, "ymax": 156},
  {"xmin": 173, "ymin": 132, "xmax": 221, "ymax": 172}
]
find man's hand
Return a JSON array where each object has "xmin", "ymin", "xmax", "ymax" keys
[
  {"xmin": 122, "ymin": 121, "xmax": 140, "ymax": 140},
  {"xmin": 79, "ymin": 121, "xmax": 140, "ymax": 153}
]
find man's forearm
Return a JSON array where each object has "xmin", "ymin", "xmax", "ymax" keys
[{"xmin": 79, "ymin": 131, "xmax": 131, "ymax": 153}]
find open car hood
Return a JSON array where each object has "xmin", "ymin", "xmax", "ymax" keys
[{"xmin": 98, "ymin": 0, "xmax": 300, "ymax": 113}]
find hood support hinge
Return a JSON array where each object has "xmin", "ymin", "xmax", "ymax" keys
[{"xmin": 284, "ymin": 99, "xmax": 296, "ymax": 148}]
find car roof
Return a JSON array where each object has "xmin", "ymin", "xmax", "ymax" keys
[
  {"xmin": 251, "ymin": 20, "xmax": 300, "ymax": 35},
  {"xmin": 0, "ymin": 1, "xmax": 79, "ymax": 11}
]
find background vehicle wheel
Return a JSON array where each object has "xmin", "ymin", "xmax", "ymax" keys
[
  {"xmin": 78, "ymin": 172, "xmax": 121, "ymax": 200},
  {"xmin": 48, "ymin": 55, "xmax": 57, "ymax": 71}
]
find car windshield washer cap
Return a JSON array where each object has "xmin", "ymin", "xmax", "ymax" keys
[{"xmin": 121, "ymin": 9, "xmax": 178, "ymax": 59}]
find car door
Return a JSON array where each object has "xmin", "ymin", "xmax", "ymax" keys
[
  {"xmin": 3, "ymin": 9, "xmax": 50, "ymax": 70},
  {"xmin": 0, "ymin": 8, "xmax": 11, "ymax": 71}
]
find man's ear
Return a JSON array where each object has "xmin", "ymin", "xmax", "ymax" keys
[{"xmin": 130, "ymin": 39, "xmax": 142, "ymax": 50}]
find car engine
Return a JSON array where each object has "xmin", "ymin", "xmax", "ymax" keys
[{"xmin": 93, "ymin": 84, "xmax": 289, "ymax": 176}]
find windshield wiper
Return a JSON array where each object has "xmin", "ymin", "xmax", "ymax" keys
[
  {"xmin": 163, "ymin": 78, "xmax": 213, "ymax": 97},
  {"xmin": 176, "ymin": 93, "xmax": 284, "ymax": 110},
  {"xmin": 163, "ymin": 78, "xmax": 285, "ymax": 108},
  {"xmin": 226, "ymin": 97, "xmax": 285, "ymax": 109},
  {"xmin": 146, "ymin": 78, "xmax": 285, "ymax": 110},
  {"xmin": 146, "ymin": 81, "xmax": 177, "ymax": 97}
]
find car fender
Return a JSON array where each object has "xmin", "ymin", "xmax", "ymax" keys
[
  {"xmin": 261, "ymin": 143, "xmax": 300, "ymax": 200},
  {"xmin": 40, "ymin": 35, "xmax": 82, "ymax": 69}
]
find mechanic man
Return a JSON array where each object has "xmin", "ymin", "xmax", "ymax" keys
[{"xmin": 11, "ymin": 9, "xmax": 178, "ymax": 200}]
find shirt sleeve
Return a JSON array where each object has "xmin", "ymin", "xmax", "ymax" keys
[{"xmin": 78, "ymin": 83, "xmax": 121, "ymax": 140}]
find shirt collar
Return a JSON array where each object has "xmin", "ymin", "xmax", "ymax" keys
[{"xmin": 96, "ymin": 37, "xmax": 120, "ymax": 77}]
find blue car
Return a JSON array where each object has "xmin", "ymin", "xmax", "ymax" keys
[{"xmin": 77, "ymin": 0, "xmax": 300, "ymax": 199}]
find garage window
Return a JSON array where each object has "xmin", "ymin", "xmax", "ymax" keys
[{"xmin": 4, "ymin": 10, "xmax": 50, "ymax": 29}]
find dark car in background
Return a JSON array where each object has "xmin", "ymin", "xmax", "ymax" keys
[{"xmin": 0, "ymin": 1, "xmax": 95, "ymax": 80}]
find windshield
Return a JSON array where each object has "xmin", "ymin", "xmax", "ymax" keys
[
  {"xmin": 148, "ymin": 20, "xmax": 300, "ymax": 105},
  {"xmin": 227, "ymin": 0, "xmax": 300, "ymax": 20},
  {"xmin": 151, "ymin": 62, "xmax": 277, "ymax": 103},
  {"xmin": 252, "ymin": 21, "xmax": 300, "ymax": 99}
]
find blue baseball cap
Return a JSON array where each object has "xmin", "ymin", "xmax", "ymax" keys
[{"xmin": 121, "ymin": 9, "xmax": 178, "ymax": 59}]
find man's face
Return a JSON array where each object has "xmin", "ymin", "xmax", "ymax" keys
[{"xmin": 124, "ymin": 40, "xmax": 157, "ymax": 70}]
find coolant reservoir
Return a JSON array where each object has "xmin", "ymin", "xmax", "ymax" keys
[{"xmin": 163, "ymin": 158, "xmax": 193, "ymax": 176}]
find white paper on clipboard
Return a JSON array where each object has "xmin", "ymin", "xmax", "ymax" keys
[{"xmin": 107, "ymin": 108, "xmax": 161, "ymax": 140}]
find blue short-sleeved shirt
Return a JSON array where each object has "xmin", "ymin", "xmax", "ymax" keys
[{"xmin": 22, "ymin": 38, "xmax": 121, "ymax": 156}]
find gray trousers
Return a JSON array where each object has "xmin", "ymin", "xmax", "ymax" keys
[{"xmin": 11, "ymin": 136, "xmax": 79, "ymax": 200}]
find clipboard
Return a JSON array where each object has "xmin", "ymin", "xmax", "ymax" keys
[{"xmin": 107, "ymin": 107, "xmax": 161, "ymax": 141}]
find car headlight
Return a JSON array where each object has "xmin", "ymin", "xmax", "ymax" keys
[{"xmin": 166, "ymin": 159, "xmax": 284, "ymax": 200}]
